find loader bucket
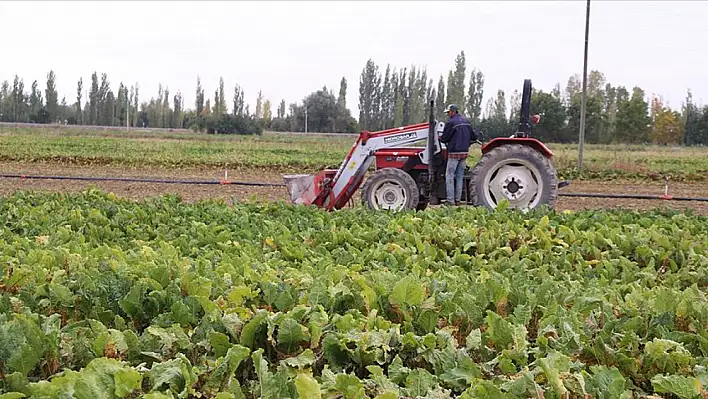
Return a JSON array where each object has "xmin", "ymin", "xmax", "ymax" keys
[
  {"xmin": 283, "ymin": 174, "xmax": 318, "ymax": 205},
  {"xmin": 283, "ymin": 169, "xmax": 338, "ymax": 207}
]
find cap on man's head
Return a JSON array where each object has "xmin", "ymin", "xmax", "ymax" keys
[{"xmin": 443, "ymin": 104, "xmax": 459, "ymax": 114}]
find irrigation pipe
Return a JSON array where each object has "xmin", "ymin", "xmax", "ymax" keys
[
  {"xmin": 558, "ymin": 192, "xmax": 708, "ymax": 202},
  {"xmin": 0, "ymin": 173, "xmax": 286, "ymax": 187}
]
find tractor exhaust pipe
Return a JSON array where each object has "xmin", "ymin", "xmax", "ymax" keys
[
  {"xmin": 428, "ymin": 100, "xmax": 435, "ymax": 187},
  {"xmin": 518, "ymin": 79, "xmax": 532, "ymax": 137}
]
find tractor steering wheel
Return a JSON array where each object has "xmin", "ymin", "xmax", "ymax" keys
[{"xmin": 473, "ymin": 128, "xmax": 485, "ymax": 145}]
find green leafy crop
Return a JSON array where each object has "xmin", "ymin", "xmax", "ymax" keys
[{"xmin": 0, "ymin": 189, "xmax": 706, "ymax": 398}]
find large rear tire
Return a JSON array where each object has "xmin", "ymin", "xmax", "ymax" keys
[
  {"xmin": 361, "ymin": 168, "xmax": 420, "ymax": 211},
  {"xmin": 469, "ymin": 144, "xmax": 558, "ymax": 211}
]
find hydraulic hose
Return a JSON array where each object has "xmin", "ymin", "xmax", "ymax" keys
[{"xmin": 0, "ymin": 173, "xmax": 286, "ymax": 187}]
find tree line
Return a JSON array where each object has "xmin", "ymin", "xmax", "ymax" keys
[
  {"xmin": 1, "ymin": 52, "xmax": 707, "ymax": 145},
  {"xmin": 356, "ymin": 51, "xmax": 708, "ymax": 146},
  {"xmin": 0, "ymin": 72, "xmax": 266, "ymax": 135}
]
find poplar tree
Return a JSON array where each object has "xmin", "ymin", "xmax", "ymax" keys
[
  {"xmin": 380, "ymin": 65, "xmax": 392, "ymax": 129},
  {"xmin": 76, "ymin": 78, "xmax": 83, "ymax": 124},
  {"xmin": 435, "ymin": 75, "xmax": 445, "ymax": 118},
  {"xmin": 45, "ymin": 70, "xmax": 58, "ymax": 122},
  {"xmin": 466, "ymin": 68, "xmax": 484, "ymax": 124},
  {"xmin": 446, "ymin": 51, "xmax": 466, "ymax": 114},
  {"xmin": 358, "ymin": 59, "xmax": 381, "ymax": 131},
  {"xmin": 233, "ymin": 84, "xmax": 244, "ymax": 116}
]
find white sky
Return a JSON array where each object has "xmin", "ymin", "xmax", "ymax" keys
[{"xmin": 1, "ymin": 1, "xmax": 706, "ymax": 118}]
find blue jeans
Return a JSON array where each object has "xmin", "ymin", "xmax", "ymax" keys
[{"xmin": 446, "ymin": 157, "xmax": 466, "ymax": 204}]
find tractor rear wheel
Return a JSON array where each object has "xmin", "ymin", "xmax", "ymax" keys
[
  {"xmin": 361, "ymin": 168, "xmax": 420, "ymax": 211},
  {"xmin": 469, "ymin": 144, "xmax": 558, "ymax": 211}
]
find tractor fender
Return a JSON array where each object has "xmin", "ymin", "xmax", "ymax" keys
[{"xmin": 480, "ymin": 137, "xmax": 554, "ymax": 158}]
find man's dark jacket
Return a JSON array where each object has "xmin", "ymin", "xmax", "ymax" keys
[{"xmin": 440, "ymin": 113, "xmax": 477, "ymax": 153}]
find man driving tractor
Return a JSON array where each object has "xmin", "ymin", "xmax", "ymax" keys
[{"xmin": 440, "ymin": 104, "xmax": 477, "ymax": 206}]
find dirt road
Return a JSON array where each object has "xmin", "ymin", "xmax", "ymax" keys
[{"xmin": 0, "ymin": 162, "xmax": 706, "ymax": 215}]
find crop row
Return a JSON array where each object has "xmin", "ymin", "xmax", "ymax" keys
[
  {"xmin": 1, "ymin": 126, "xmax": 707, "ymax": 181},
  {"xmin": 0, "ymin": 189, "xmax": 705, "ymax": 398}
]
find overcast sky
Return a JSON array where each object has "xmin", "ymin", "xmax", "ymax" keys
[{"xmin": 1, "ymin": 1, "xmax": 706, "ymax": 118}]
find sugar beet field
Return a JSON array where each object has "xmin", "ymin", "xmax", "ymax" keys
[{"xmin": 0, "ymin": 125, "xmax": 706, "ymax": 398}]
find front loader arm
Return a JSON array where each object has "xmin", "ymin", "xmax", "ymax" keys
[{"xmin": 323, "ymin": 121, "xmax": 443, "ymax": 210}]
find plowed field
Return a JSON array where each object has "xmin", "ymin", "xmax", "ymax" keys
[{"xmin": 1, "ymin": 161, "xmax": 706, "ymax": 215}]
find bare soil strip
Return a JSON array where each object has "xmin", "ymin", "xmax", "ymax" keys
[{"xmin": 0, "ymin": 161, "xmax": 706, "ymax": 214}]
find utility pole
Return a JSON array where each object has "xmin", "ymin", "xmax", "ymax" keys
[
  {"xmin": 578, "ymin": 0, "xmax": 591, "ymax": 170},
  {"xmin": 304, "ymin": 103, "xmax": 308, "ymax": 133}
]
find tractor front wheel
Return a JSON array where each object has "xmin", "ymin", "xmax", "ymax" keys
[
  {"xmin": 469, "ymin": 144, "xmax": 558, "ymax": 211},
  {"xmin": 361, "ymin": 168, "xmax": 420, "ymax": 211}
]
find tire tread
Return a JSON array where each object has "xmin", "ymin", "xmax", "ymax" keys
[
  {"xmin": 469, "ymin": 144, "xmax": 558, "ymax": 209},
  {"xmin": 361, "ymin": 168, "xmax": 420, "ymax": 211}
]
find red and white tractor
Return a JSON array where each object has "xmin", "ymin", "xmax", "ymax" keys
[{"xmin": 284, "ymin": 79, "xmax": 566, "ymax": 211}]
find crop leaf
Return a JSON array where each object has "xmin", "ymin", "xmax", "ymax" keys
[
  {"xmin": 651, "ymin": 374, "xmax": 704, "ymax": 399},
  {"xmin": 390, "ymin": 275, "xmax": 426, "ymax": 307},
  {"xmin": 295, "ymin": 373, "xmax": 322, "ymax": 399}
]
